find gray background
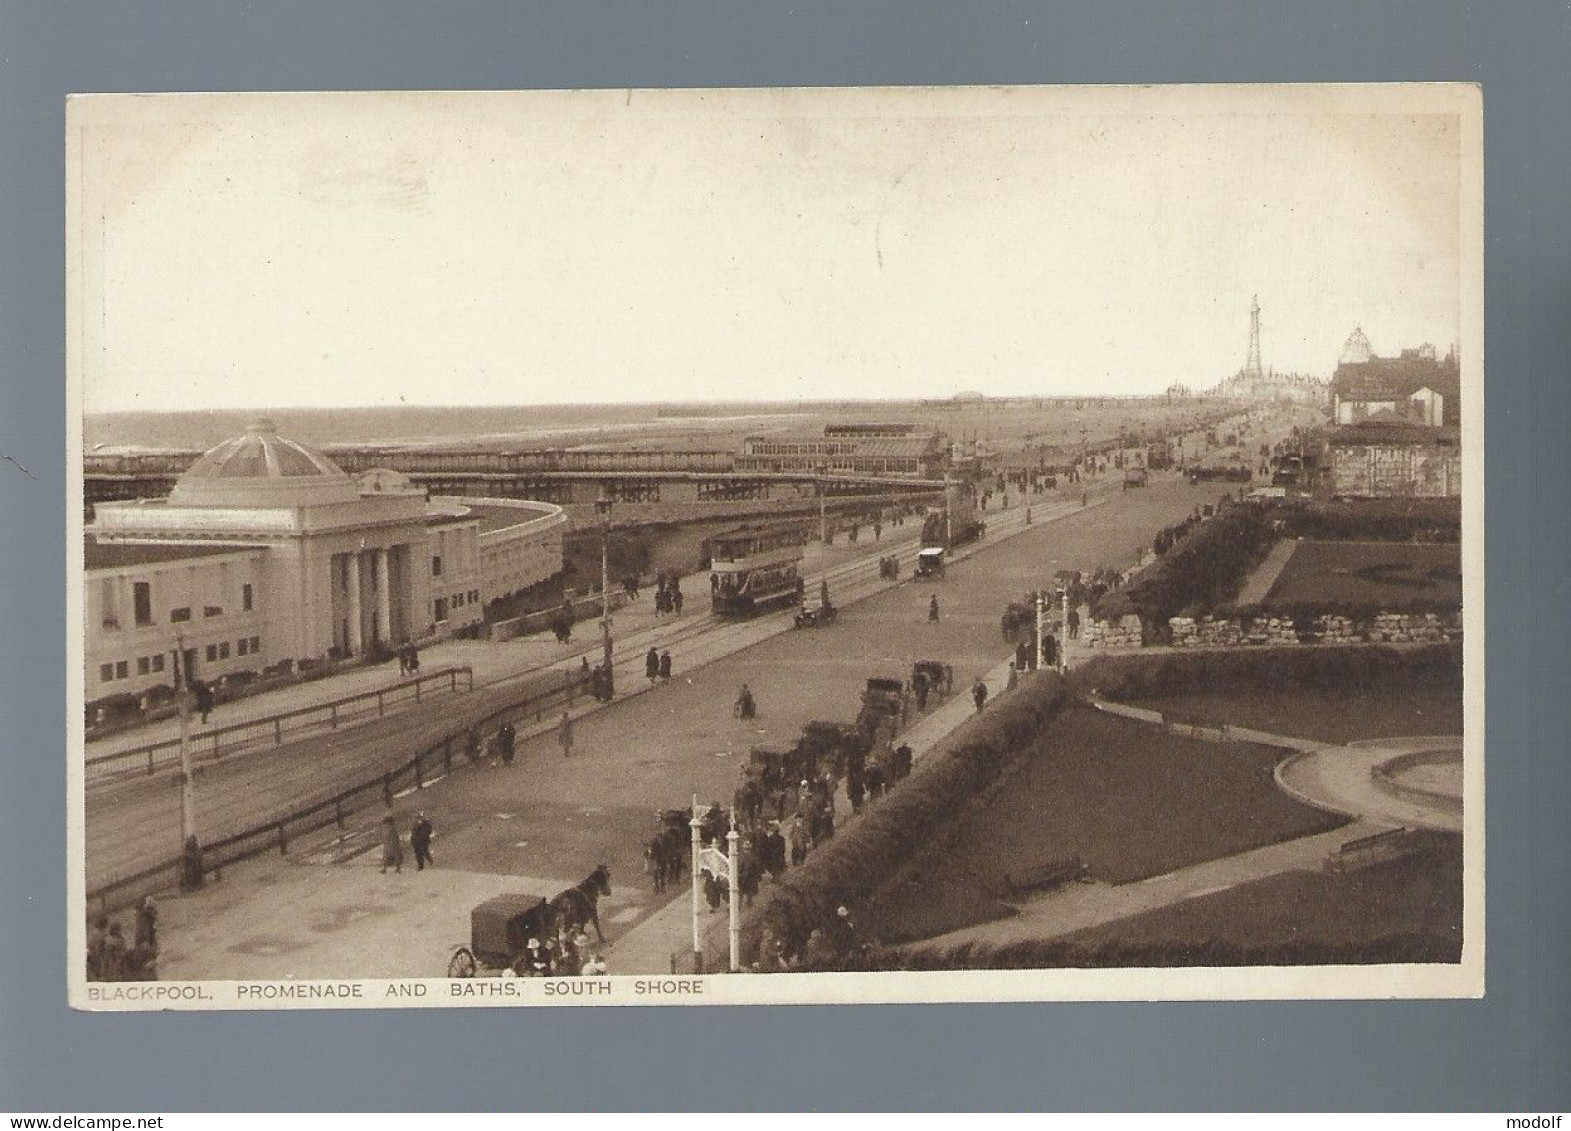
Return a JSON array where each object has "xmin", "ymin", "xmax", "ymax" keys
[{"xmin": 2, "ymin": 0, "xmax": 1567, "ymax": 1112}]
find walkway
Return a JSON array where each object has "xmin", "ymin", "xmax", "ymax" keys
[
  {"xmin": 1232, "ymin": 536, "xmax": 1300, "ymax": 606},
  {"xmin": 146, "ymin": 472, "xmax": 1226, "ymax": 979}
]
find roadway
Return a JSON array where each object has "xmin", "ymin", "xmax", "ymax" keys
[{"xmin": 144, "ymin": 471, "xmax": 1250, "ymax": 979}]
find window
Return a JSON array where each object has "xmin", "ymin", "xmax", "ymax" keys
[
  {"xmin": 137, "ymin": 656, "xmax": 150, "ymax": 675},
  {"xmin": 249, "ymin": 636, "xmax": 260, "ymax": 653},
  {"xmin": 242, "ymin": 583, "xmax": 253, "ymax": 612},
  {"xmin": 205, "ymin": 644, "xmax": 218, "ymax": 662},
  {"xmin": 204, "ymin": 605, "xmax": 223, "ymax": 618},
  {"xmin": 133, "ymin": 582, "xmax": 153, "ymax": 626},
  {"xmin": 170, "ymin": 607, "xmax": 192, "ymax": 623},
  {"xmin": 99, "ymin": 663, "xmax": 114, "ymax": 683},
  {"xmin": 114, "ymin": 660, "xmax": 128, "ymax": 679},
  {"xmin": 151, "ymin": 654, "xmax": 165, "ymax": 673},
  {"xmin": 432, "ymin": 555, "xmax": 443, "ymax": 577},
  {"xmin": 469, "ymin": 589, "xmax": 479, "ymax": 603},
  {"xmin": 100, "ymin": 579, "xmax": 120, "ymax": 630},
  {"xmin": 237, "ymin": 638, "xmax": 248, "ymax": 656},
  {"xmin": 218, "ymin": 642, "xmax": 230, "ymax": 659}
]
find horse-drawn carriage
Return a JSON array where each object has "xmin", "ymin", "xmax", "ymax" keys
[
  {"xmin": 914, "ymin": 547, "xmax": 946, "ymax": 579},
  {"xmin": 446, "ymin": 866, "xmax": 612, "ymax": 978},
  {"xmin": 1000, "ymin": 599, "xmax": 1035, "ymax": 641},
  {"xmin": 446, "ymin": 890, "xmax": 556, "ymax": 978},
  {"xmin": 911, "ymin": 660, "xmax": 953, "ymax": 700}
]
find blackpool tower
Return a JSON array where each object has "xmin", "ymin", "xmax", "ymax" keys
[{"xmin": 1242, "ymin": 295, "xmax": 1264, "ymax": 382}]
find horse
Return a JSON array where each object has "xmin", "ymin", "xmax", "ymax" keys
[
  {"xmin": 643, "ymin": 826, "xmax": 687, "ymax": 893},
  {"xmin": 552, "ymin": 864, "xmax": 612, "ymax": 942}
]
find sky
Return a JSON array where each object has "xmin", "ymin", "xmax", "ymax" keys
[{"xmin": 69, "ymin": 86, "xmax": 1473, "ymax": 413}]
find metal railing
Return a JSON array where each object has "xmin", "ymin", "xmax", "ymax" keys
[
  {"xmin": 84, "ymin": 666, "xmax": 475, "ymax": 782},
  {"xmin": 85, "ymin": 666, "xmax": 591, "ymax": 918}
]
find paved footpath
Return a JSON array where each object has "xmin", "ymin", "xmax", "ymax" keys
[{"xmin": 139, "ymin": 473, "xmax": 1249, "ymax": 979}]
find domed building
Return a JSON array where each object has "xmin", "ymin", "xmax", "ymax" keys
[{"xmin": 86, "ymin": 421, "xmax": 565, "ymax": 700}]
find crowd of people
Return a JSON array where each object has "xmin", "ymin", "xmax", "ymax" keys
[
  {"xmin": 503, "ymin": 925, "xmax": 608, "ymax": 978},
  {"xmin": 86, "ymin": 897, "xmax": 160, "ymax": 982}
]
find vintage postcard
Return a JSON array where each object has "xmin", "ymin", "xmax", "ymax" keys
[{"xmin": 67, "ymin": 84, "xmax": 1483, "ymax": 1010}]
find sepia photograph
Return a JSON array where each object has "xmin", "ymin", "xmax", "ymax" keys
[{"xmin": 66, "ymin": 83, "xmax": 1483, "ymax": 1009}]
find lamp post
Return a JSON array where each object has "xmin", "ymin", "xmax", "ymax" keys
[
  {"xmin": 726, "ymin": 812, "xmax": 741, "ymax": 972},
  {"xmin": 595, "ymin": 490, "xmax": 614, "ymax": 687},
  {"xmin": 172, "ymin": 633, "xmax": 201, "ymax": 888},
  {"xmin": 689, "ymin": 794, "xmax": 703, "ymax": 966},
  {"xmin": 1034, "ymin": 589, "xmax": 1045, "ymax": 673},
  {"xmin": 817, "ymin": 463, "xmax": 828, "ymax": 547}
]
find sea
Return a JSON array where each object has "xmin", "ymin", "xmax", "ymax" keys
[{"xmin": 82, "ymin": 403, "xmax": 832, "ymax": 454}]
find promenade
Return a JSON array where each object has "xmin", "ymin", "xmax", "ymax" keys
[{"xmin": 138, "ymin": 472, "xmax": 1241, "ymax": 980}]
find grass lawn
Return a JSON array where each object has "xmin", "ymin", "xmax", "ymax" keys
[
  {"xmin": 1133, "ymin": 673, "xmax": 1463, "ymax": 746},
  {"xmin": 1263, "ymin": 539, "xmax": 1461, "ymax": 607},
  {"xmin": 871, "ymin": 704, "xmax": 1347, "ymax": 943},
  {"xmin": 1055, "ymin": 837, "xmax": 1463, "ymax": 962}
]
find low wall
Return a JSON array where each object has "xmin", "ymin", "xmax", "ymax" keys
[
  {"xmin": 488, "ymin": 590, "xmax": 632, "ymax": 641},
  {"xmin": 1081, "ymin": 610, "xmax": 1463, "ymax": 650}
]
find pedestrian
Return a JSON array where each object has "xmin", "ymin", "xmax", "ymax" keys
[
  {"xmin": 407, "ymin": 643, "xmax": 420, "ymax": 674},
  {"xmin": 498, "ymin": 720, "xmax": 516, "ymax": 766},
  {"xmin": 820, "ymin": 579, "xmax": 831, "ymax": 609},
  {"xmin": 972, "ymin": 678, "xmax": 988, "ymax": 713},
  {"xmin": 672, "ymin": 583, "xmax": 684, "ymax": 616},
  {"xmin": 1068, "ymin": 608, "xmax": 1081, "ymax": 639},
  {"xmin": 581, "ymin": 952, "xmax": 609, "ymax": 976},
  {"xmin": 847, "ymin": 771, "xmax": 865, "ymax": 813},
  {"xmin": 645, "ymin": 646, "xmax": 660, "ymax": 685},
  {"xmin": 100, "ymin": 923, "xmax": 127, "ymax": 982},
  {"xmin": 789, "ymin": 815, "xmax": 809, "ymax": 867},
  {"xmin": 735, "ymin": 682, "xmax": 756, "ymax": 719},
  {"xmin": 194, "ymin": 680, "xmax": 214, "ymax": 724},
  {"xmin": 397, "ymin": 645, "xmax": 409, "ymax": 676},
  {"xmin": 410, "ymin": 812, "xmax": 434, "ymax": 870},
  {"xmin": 1007, "ymin": 663, "xmax": 1020, "ymax": 691},
  {"xmin": 465, "ymin": 724, "xmax": 481, "ymax": 763},
  {"xmin": 135, "ymin": 896, "xmax": 158, "ymax": 952},
  {"xmin": 380, "ymin": 811, "xmax": 404, "ymax": 874},
  {"xmin": 87, "ymin": 914, "xmax": 109, "ymax": 980},
  {"xmin": 558, "ymin": 711, "xmax": 574, "ymax": 758},
  {"xmin": 659, "ymin": 649, "xmax": 672, "ymax": 681},
  {"xmin": 928, "ymin": 595, "xmax": 940, "ymax": 623},
  {"xmin": 912, "ymin": 669, "xmax": 929, "ymax": 711}
]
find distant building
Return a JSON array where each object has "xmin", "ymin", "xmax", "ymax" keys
[
  {"xmin": 738, "ymin": 425, "xmax": 949, "ymax": 478},
  {"xmin": 1330, "ymin": 331, "xmax": 1460, "ymax": 427},
  {"xmin": 1327, "ymin": 418, "xmax": 1461, "ymax": 498},
  {"xmin": 86, "ymin": 419, "xmax": 565, "ymax": 700}
]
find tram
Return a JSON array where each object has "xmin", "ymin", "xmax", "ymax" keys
[{"xmin": 708, "ymin": 523, "xmax": 808, "ymax": 617}]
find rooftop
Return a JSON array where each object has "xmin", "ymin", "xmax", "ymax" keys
[
  {"xmin": 84, "ymin": 536, "xmax": 262, "ymax": 571},
  {"xmin": 167, "ymin": 419, "xmax": 360, "ymax": 509},
  {"xmin": 1329, "ymin": 419, "xmax": 1462, "ymax": 446}
]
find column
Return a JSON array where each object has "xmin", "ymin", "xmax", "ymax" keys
[
  {"xmin": 375, "ymin": 546, "xmax": 392, "ymax": 645},
  {"xmin": 346, "ymin": 552, "xmax": 364, "ymax": 655}
]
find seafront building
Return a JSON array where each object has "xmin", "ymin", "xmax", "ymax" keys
[{"xmin": 85, "ymin": 419, "xmax": 565, "ymax": 701}]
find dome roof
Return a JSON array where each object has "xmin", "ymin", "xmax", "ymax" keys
[
  {"xmin": 1339, "ymin": 327, "xmax": 1375, "ymax": 366},
  {"xmin": 169, "ymin": 419, "xmax": 360, "ymax": 509}
]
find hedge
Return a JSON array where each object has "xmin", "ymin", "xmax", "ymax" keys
[
  {"xmin": 1069, "ymin": 641, "xmax": 1462, "ymax": 702},
  {"xmin": 798, "ymin": 933, "xmax": 1460, "ymax": 971},
  {"xmin": 741, "ymin": 671, "xmax": 1070, "ymax": 964},
  {"xmin": 1093, "ymin": 504, "xmax": 1276, "ymax": 625}
]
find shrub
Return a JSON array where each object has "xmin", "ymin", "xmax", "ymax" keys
[
  {"xmin": 742, "ymin": 672, "xmax": 1069, "ymax": 962},
  {"xmin": 1070, "ymin": 642, "xmax": 1461, "ymax": 701},
  {"xmin": 1094, "ymin": 504, "xmax": 1276, "ymax": 625},
  {"xmin": 800, "ymin": 932, "xmax": 1460, "ymax": 971}
]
